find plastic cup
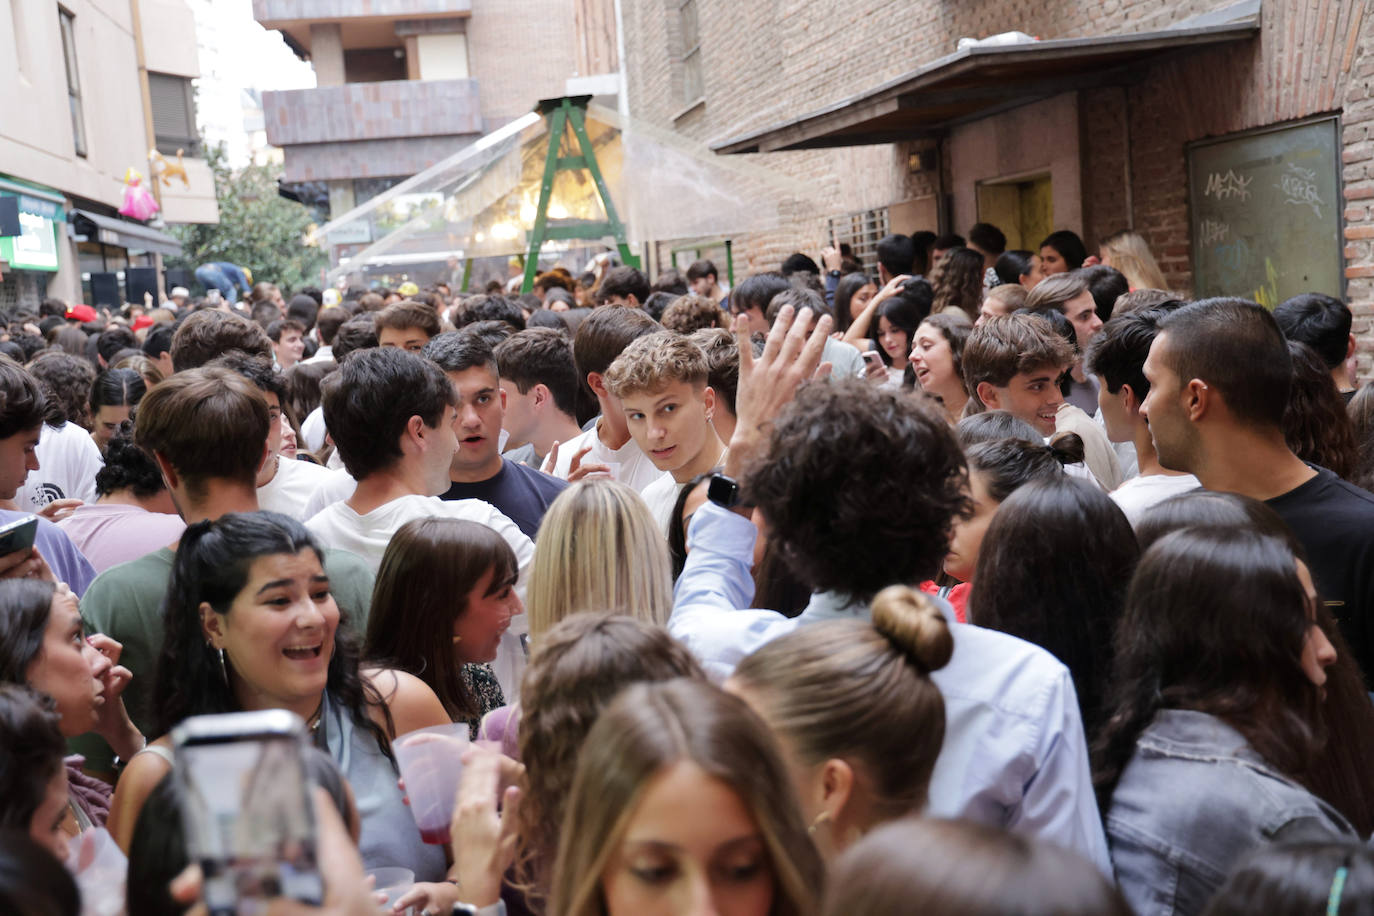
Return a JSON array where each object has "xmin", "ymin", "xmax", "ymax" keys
[
  {"xmin": 393, "ymin": 723, "xmax": 470, "ymax": 845},
  {"xmin": 365, "ymin": 866, "xmax": 414, "ymax": 909}
]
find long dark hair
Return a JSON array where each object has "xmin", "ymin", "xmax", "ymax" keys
[
  {"xmin": 1134, "ymin": 491, "xmax": 1374, "ymax": 836},
  {"xmin": 667, "ymin": 473, "xmax": 711, "ymax": 580},
  {"xmin": 873, "ymin": 293, "xmax": 924, "ymax": 368},
  {"xmin": 1349, "ymin": 382, "xmax": 1374, "ymax": 492},
  {"xmin": 833, "ymin": 272, "xmax": 874, "ymax": 333},
  {"xmin": 929, "ymin": 248, "xmax": 985, "ymax": 321},
  {"xmin": 0, "ymin": 685, "xmax": 66, "ymax": 833},
  {"xmin": 89, "ymin": 367, "xmax": 146, "ymax": 414},
  {"xmin": 364, "ymin": 517, "xmax": 517, "ymax": 724},
  {"xmin": 1093, "ymin": 526, "xmax": 1325, "ymax": 813},
  {"xmin": 968, "ymin": 477, "xmax": 1137, "ymax": 735},
  {"xmin": 1202, "ymin": 841, "xmax": 1374, "ymax": 916},
  {"xmin": 0, "ymin": 581, "xmax": 57, "ymax": 685},
  {"xmin": 151, "ymin": 512, "xmax": 393, "ymax": 757},
  {"xmin": 965, "ymin": 435, "xmax": 1081, "ymax": 501},
  {"xmin": 1284, "ymin": 340, "xmax": 1359, "ymax": 480}
]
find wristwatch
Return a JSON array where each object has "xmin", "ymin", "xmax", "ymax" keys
[
  {"xmin": 706, "ymin": 472, "xmax": 743, "ymax": 509},
  {"xmin": 827, "ymin": 268, "xmax": 842, "ymax": 278}
]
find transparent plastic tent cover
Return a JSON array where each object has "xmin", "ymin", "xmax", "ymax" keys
[{"xmin": 311, "ymin": 102, "xmax": 820, "ymax": 284}]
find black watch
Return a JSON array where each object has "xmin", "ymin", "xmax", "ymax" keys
[
  {"xmin": 827, "ymin": 268, "xmax": 842, "ymax": 278},
  {"xmin": 706, "ymin": 473, "xmax": 743, "ymax": 509}
]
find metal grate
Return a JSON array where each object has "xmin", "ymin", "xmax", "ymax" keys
[{"xmin": 826, "ymin": 207, "xmax": 889, "ymax": 275}]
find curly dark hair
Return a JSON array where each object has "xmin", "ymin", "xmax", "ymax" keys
[
  {"xmin": 743, "ymin": 379, "xmax": 970, "ymax": 601},
  {"xmin": 95, "ymin": 420, "xmax": 166, "ymax": 499},
  {"xmin": 928, "ymin": 247, "xmax": 985, "ymax": 321},
  {"xmin": 27, "ymin": 350, "xmax": 95, "ymax": 428},
  {"xmin": 150, "ymin": 512, "xmax": 394, "ymax": 758},
  {"xmin": 1283, "ymin": 340, "xmax": 1359, "ymax": 480}
]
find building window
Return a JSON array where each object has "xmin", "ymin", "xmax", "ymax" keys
[
  {"xmin": 827, "ymin": 207, "xmax": 891, "ymax": 275},
  {"xmin": 58, "ymin": 7, "xmax": 86, "ymax": 157},
  {"xmin": 148, "ymin": 73, "xmax": 198, "ymax": 155},
  {"xmin": 679, "ymin": 0, "xmax": 702, "ymax": 105}
]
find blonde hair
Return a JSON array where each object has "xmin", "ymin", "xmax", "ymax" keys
[
  {"xmin": 1100, "ymin": 230, "xmax": 1167, "ymax": 290},
  {"xmin": 550, "ymin": 679, "xmax": 823, "ymax": 916},
  {"xmin": 526, "ymin": 479, "xmax": 673, "ymax": 639},
  {"xmin": 602, "ymin": 330, "xmax": 709, "ymax": 398},
  {"xmin": 733, "ymin": 586, "xmax": 952, "ymax": 822},
  {"xmin": 113, "ymin": 352, "xmax": 165, "ymax": 388}
]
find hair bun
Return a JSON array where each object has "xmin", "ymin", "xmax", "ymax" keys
[
  {"xmin": 870, "ymin": 586, "xmax": 953, "ymax": 673},
  {"xmin": 1047, "ymin": 431, "xmax": 1086, "ymax": 467}
]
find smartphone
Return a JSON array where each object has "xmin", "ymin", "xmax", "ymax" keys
[
  {"xmin": 862, "ymin": 350, "xmax": 885, "ymax": 372},
  {"xmin": 0, "ymin": 515, "xmax": 39, "ymax": 556},
  {"xmin": 172, "ymin": 710, "xmax": 325, "ymax": 914}
]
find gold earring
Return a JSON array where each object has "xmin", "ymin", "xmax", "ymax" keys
[{"xmin": 807, "ymin": 810, "xmax": 831, "ymax": 836}]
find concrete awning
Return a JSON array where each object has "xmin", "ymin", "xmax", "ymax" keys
[
  {"xmin": 712, "ymin": 0, "xmax": 1261, "ymax": 154},
  {"xmin": 70, "ymin": 210, "xmax": 182, "ymax": 256}
]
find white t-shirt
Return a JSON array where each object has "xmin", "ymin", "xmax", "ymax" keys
[
  {"xmin": 18, "ymin": 422, "xmax": 102, "ymax": 511},
  {"xmin": 258, "ymin": 457, "xmax": 337, "ymax": 521},
  {"xmin": 305, "ymin": 493, "xmax": 536, "ymax": 700},
  {"xmin": 1110, "ymin": 474, "xmax": 1203, "ymax": 528},
  {"xmin": 543, "ymin": 423, "xmax": 669, "ymax": 493},
  {"xmin": 301, "ymin": 405, "xmax": 328, "ymax": 452},
  {"xmin": 641, "ymin": 474, "xmax": 685, "ymax": 537},
  {"xmin": 301, "ymin": 467, "xmax": 358, "ymax": 521},
  {"xmin": 823, "ymin": 336, "xmax": 865, "ymax": 379}
]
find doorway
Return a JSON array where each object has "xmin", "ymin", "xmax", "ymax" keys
[{"xmin": 976, "ymin": 174, "xmax": 1053, "ymax": 251}]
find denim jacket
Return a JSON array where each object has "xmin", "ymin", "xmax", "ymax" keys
[{"xmin": 1106, "ymin": 708, "xmax": 1356, "ymax": 916}]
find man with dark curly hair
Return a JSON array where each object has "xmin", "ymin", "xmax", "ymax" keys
[{"xmin": 670, "ymin": 304, "xmax": 1111, "ymax": 873}]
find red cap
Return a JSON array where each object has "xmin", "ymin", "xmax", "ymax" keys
[
  {"xmin": 131, "ymin": 314, "xmax": 154, "ymax": 331},
  {"xmin": 66, "ymin": 304, "xmax": 97, "ymax": 322}
]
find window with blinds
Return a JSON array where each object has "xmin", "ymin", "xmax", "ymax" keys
[{"xmin": 148, "ymin": 72, "xmax": 198, "ymax": 156}]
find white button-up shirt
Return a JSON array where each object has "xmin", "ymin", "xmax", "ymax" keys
[{"xmin": 670, "ymin": 501, "xmax": 1112, "ymax": 874}]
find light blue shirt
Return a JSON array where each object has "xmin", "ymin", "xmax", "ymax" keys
[{"xmin": 670, "ymin": 501, "xmax": 1112, "ymax": 873}]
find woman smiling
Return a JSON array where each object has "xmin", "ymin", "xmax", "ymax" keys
[{"xmin": 106, "ymin": 511, "xmax": 452, "ymax": 882}]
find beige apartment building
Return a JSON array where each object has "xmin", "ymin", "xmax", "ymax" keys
[
  {"xmin": 0, "ymin": 0, "xmax": 218, "ymax": 311},
  {"xmin": 253, "ymin": 0, "xmax": 620, "ymax": 277}
]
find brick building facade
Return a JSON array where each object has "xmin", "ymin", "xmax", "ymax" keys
[{"xmin": 619, "ymin": 0, "xmax": 1374, "ymax": 375}]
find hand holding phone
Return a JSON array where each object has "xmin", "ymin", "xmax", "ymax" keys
[{"xmin": 173, "ymin": 711, "xmax": 325, "ymax": 913}]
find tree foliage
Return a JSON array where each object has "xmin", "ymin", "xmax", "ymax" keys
[{"xmin": 167, "ymin": 144, "xmax": 326, "ymax": 292}]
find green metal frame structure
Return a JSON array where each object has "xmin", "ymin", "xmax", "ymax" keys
[{"xmin": 520, "ymin": 96, "xmax": 640, "ymax": 294}]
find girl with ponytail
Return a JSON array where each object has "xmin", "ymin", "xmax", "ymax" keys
[
  {"xmin": 967, "ymin": 475, "xmax": 1137, "ymax": 736},
  {"xmin": 727, "ymin": 585, "xmax": 952, "ymax": 860},
  {"xmin": 107, "ymin": 511, "xmax": 453, "ymax": 885},
  {"xmin": 935, "ymin": 433, "xmax": 1083, "ymax": 621}
]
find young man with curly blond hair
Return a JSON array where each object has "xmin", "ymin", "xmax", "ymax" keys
[{"xmin": 604, "ymin": 331, "xmax": 726, "ymax": 533}]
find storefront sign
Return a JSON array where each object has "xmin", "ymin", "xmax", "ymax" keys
[{"xmin": 0, "ymin": 204, "xmax": 59, "ymax": 271}]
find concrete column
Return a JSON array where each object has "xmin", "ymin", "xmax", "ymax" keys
[{"xmin": 311, "ymin": 23, "xmax": 345, "ymax": 87}]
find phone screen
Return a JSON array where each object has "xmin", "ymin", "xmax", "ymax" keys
[
  {"xmin": 0, "ymin": 515, "xmax": 39, "ymax": 556},
  {"xmin": 174, "ymin": 714, "xmax": 324, "ymax": 914}
]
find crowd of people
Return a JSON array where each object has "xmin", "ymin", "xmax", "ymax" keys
[{"xmin": 1, "ymin": 224, "xmax": 1374, "ymax": 916}]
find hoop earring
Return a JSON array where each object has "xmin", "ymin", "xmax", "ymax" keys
[{"xmin": 807, "ymin": 810, "xmax": 831, "ymax": 837}]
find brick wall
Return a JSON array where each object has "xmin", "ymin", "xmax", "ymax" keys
[{"xmin": 621, "ymin": 0, "xmax": 1374, "ymax": 375}]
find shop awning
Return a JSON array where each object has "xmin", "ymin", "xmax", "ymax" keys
[
  {"xmin": 70, "ymin": 209, "xmax": 182, "ymax": 256},
  {"xmin": 712, "ymin": 0, "xmax": 1261, "ymax": 154}
]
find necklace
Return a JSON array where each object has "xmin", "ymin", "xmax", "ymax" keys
[{"xmin": 306, "ymin": 699, "xmax": 323, "ymax": 733}]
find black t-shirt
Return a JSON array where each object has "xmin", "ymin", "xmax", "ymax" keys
[
  {"xmin": 1268, "ymin": 466, "xmax": 1374, "ymax": 684},
  {"xmin": 440, "ymin": 460, "xmax": 568, "ymax": 540}
]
